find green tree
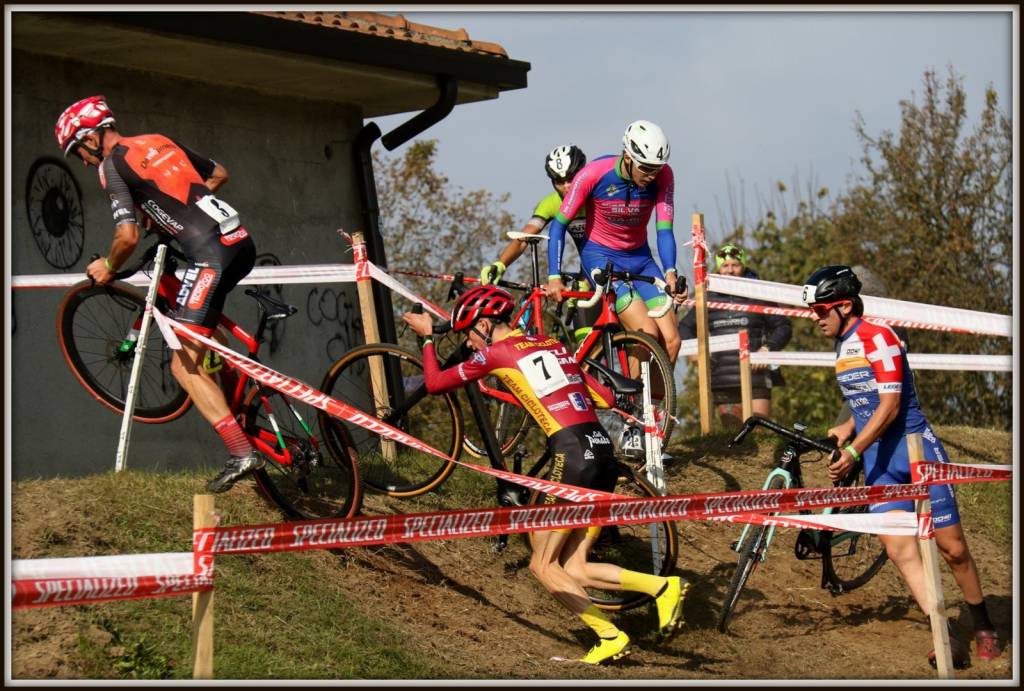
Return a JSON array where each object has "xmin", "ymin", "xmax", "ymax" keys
[
  {"xmin": 373, "ymin": 139, "xmax": 516, "ymax": 328},
  {"xmin": 834, "ymin": 67, "xmax": 1012, "ymax": 428}
]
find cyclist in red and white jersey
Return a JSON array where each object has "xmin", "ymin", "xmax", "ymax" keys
[
  {"xmin": 805, "ymin": 265, "xmax": 1000, "ymax": 667},
  {"xmin": 56, "ymin": 95, "xmax": 262, "ymax": 493},
  {"xmin": 403, "ymin": 285, "xmax": 687, "ymax": 665}
]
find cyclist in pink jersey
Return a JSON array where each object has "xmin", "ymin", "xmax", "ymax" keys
[{"xmin": 546, "ymin": 121, "xmax": 684, "ymax": 365}]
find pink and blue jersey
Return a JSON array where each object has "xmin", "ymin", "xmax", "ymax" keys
[
  {"xmin": 835, "ymin": 319, "xmax": 960, "ymax": 527},
  {"xmin": 546, "ymin": 155, "xmax": 675, "ymax": 277}
]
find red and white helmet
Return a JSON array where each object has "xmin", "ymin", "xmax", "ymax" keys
[
  {"xmin": 55, "ymin": 95, "xmax": 115, "ymax": 156},
  {"xmin": 450, "ymin": 285, "xmax": 514, "ymax": 333}
]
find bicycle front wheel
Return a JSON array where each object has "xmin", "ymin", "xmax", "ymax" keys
[
  {"xmin": 57, "ymin": 280, "xmax": 190, "ymax": 423},
  {"xmin": 717, "ymin": 473, "xmax": 786, "ymax": 633},
  {"xmin": 582, "ymin": 330, "xmax": 677, "ymax": 448},
  {"xmin": 242, "ymin": 388, "xmax": 362, "ymax": 520},
  {"xmin": 529, "ymin": 462, "xmax": 678, "ymax": 611},
  {"xmin": 319, "ymin": 343, "xmax": 462, "ymax": 497}
]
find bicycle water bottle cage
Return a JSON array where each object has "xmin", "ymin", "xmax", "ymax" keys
[{"xmin": 582, "ymin": 358, "xmax": 642, "ymax": 395}]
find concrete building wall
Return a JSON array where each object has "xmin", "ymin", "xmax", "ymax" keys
[{"xmin": 11, "ymin": 50, "xmax": 371, "ymax": 480}]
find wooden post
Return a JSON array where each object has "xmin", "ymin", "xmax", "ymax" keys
[
  {"xmin": 908, "ymin": 432, "xmax": 954, "ymax": 679},
  {"xmin": 738, "ymin": 329, "xmax": 753, "ymax": 422},
  {"xmin": 192, "ymin": 495, "xmax": 215, "ymax": 680},
  {"xmin": 691, "ymin": 213, "xmax": 714, "ymax": 434},
  {"xmin": 351, "ymin": 231, "xmax": 396, "ymax": 462}
]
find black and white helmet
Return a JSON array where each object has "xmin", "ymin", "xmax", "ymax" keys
[
  {"xmin": 801, "ymin": 265, "xmax": 862, "ymax": 305},
  {"xmin": 622, "ymin": 120, "xmax": 670, "ymax": 165},
  {"xmin": 545, "ymin": 145, "xmax": 587, "ymax": 181}
]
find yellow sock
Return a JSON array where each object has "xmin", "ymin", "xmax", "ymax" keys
[
  {"xmin": 580, "ymin": 605, "xmax": 619, "ymax": 638},
  {"xmin": 619, "ymin": 569, "xmax": 666, "ymax": 596}
]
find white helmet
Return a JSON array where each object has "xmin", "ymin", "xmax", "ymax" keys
[{"xmin": 622, "ymin": 120, "xmax": 670, "ymax": 165}]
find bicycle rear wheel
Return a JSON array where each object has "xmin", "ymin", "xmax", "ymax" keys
[
  {"xmin": 242, "ymin": 387, "xmax": 362, "ymax": 520},
  {"xmin": 57, "ymin": 280, "xmax": 190, "ymax": 423},
  {"xmin": 319, "ymin": 343, "xmax": 462, "ymax": 497},
  {"xmin": 529, "ymin": 462, "xmax": 678, "ymax": 611},
  {"xmin": 582, "ymin": 330, "xmax": 677, "ymax": 450},
  {"xmin": 717, "ymin": 473, "xmax": 786, "ymax": 633},
  {"xmin": 821, "ymin": 500, "xmax": 889, "ymax": 593}
]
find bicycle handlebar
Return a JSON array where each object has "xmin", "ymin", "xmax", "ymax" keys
[
  {"xmin": 577, "ymin": 267, "xmax": 674, "ymax": 318},
  {"xmin": 730, "ymin": 415, "xmax": 841, "ymax": 461}
]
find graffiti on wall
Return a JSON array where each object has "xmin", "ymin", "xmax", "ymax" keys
[
  {"xmin": 306, "ymin": 286, "xmax": 362, "ymax": 362},
  {"xmin": 25, "ymin": 157, "xmax": 85, "ymax": 269}
]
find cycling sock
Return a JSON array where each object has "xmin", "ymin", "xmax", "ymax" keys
[
  {"xmin": 580, "ymin": 605, "xmax": 619, "ymax": 639},
  {"xmin": 618, "ymin": 568, "xmax": 666, "ymax": 596},
  {"xmin": 215, "ymin": 414, "xmax": 252, "ymax": 457},
  {"xmin": 968, "ymin": 599, "xmax": 994, "ymax": 631}
]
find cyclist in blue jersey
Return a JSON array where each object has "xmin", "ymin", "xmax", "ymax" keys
[
  {"xmin": 544, "ymin": 121, "xmax": 684, "ymax": 366},
  {"xmin": 804, "ymin": 265, "xmax": 1000, "ymax": 667}
]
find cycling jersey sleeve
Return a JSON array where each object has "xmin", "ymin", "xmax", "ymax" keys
[
  {"xmin": 863, "ymin": 326, "xmax": 905, "ymax": 395},
  {"xmin": 99, "ymin": 158, "xmax": 138, "ymax": 226},
  {"xmin": 547, "ymin": 166, "xmax": 597, "ymax": 277},
  {"xmin": 421, "ymin": 342, "xmax": 490, "ymax": 394},
  {"xmin": 654, "ymin": 166, "xmax": 676, "ymax": 271},
  {"xmin": 174, "ymin": 139, "xmax": 217, "ymax": 180}
]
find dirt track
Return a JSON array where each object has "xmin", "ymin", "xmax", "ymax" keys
[{"xmin": 10, "ymin": 428, "xmax": 1015, "ymax": 681}]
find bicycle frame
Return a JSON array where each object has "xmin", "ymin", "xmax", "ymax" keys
[{"xmin": 123, "ymin": 253, "xmax": 307, "ymax": 469}]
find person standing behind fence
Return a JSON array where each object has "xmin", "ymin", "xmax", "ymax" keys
[{"xmin": 677, "ymin": 243, "xmax": 792, "ymax": 427}]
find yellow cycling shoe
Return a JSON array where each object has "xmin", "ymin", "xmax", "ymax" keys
[
  {"xmin": 579, "ymin": 631, "xmax": 631, "ymax": 665},
  {"xmin": 655, "ymin": 576, "xmax": 689, "ymax": 641}
]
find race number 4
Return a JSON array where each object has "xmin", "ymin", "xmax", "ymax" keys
[
  {"xmin": 517, "ymin": 351, "xmax": 570, "ymax": 397},
  {"xmin": 196, "ymin": 194, "xmax": 241, "ymax": 234}
]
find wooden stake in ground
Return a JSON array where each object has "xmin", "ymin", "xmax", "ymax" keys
[
  {"xmin": 691, "ymin": 213, "xmax": 713, "ymax": 434},
  {"xmin": 738, "ymin": 329, "xmax": 753, "ymax": 422},
  {"xmin": 908, "ymin": 432, "xmax": 953, "ymax": 679},
  {"xmin": 351, "ymin": 231, "xmax": 397, "ymax": 463},
  {"xmin": 192, "ymin": 494, "xmax": 215, "ymax": 680}
]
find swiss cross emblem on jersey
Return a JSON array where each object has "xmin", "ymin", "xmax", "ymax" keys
[{"xmin": 866, "ymin": 332, "xmax": 901, "ymax": 372}]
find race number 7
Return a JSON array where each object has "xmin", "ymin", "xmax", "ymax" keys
[
  {"xmin": 196, "ymin": 194, "xmax": 241, "ymax": 234},
  {"xmin": 518, "ymin": 351, "xmax": 570, "ymax": 397}
]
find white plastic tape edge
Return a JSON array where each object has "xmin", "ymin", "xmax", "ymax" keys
[
  {"xmin": 12, "ymin": 264, "xmax": 358, "ymax": 289},
  {"xmin": 708, "ymin": 274, "xmax": 1011, "ymax": 338},
  {"xmin": 748, "ymin": 350, "xmax": 1011, "ymax": 372},
  {"xmin": 12, "ymin": 552, "xmax": 195, "ymax": 580}
]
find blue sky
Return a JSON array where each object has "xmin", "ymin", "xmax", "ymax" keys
[{"xmin": 374, "ymin": 9, "xmax": 1014, "ymax": 278}]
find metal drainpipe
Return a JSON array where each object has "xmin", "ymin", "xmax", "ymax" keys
[{"xmin": 352, "ymin": 75, "xmax": 458, "ymax": 346}]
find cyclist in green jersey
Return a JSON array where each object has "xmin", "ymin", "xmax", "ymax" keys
[{"xmin": 480, "ymin": 145, "xmax": 588, "ymax": 286}]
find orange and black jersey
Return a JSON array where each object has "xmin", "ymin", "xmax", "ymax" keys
[
  {"xmin": 422, "ymin": 330, "xmax": 615, "ymax": 437},
  {"xmin": 99, "ymin": 134, "xmax": 247, "ymax": 259}
]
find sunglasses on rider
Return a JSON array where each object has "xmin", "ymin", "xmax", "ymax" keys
[
  {"xmin": 632, "ymin": 161, "xmax": 663, "ymax": 177},
  {"xmin": 716, "ymin": 247, "xmax": 743, "ymax": 260},
  {"xmin": 809, "ymin": 300, "xmax": 851, "ymax": 319}
]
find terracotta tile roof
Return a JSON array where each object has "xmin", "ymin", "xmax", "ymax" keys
[{"xmin": 252, "ymin": 11, "xmax": 509, "ymax": 59}]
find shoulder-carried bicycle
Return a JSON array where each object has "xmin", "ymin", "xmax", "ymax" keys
[
  {"xmin": 57, "ymin": 238, "xmax": 361, "ymax": 520},
  {"xmin": 717, "ymin": 415, "xmax": 888, "ymax": 633}
]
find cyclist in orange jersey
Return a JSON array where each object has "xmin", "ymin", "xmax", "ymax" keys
[
  {"xmin": 56, "ymin": 95, "xmax": 261, "ymax": 493},
  {"xmin": 404, "ymin": 285, "xmax": 687, "ymax": 664}
]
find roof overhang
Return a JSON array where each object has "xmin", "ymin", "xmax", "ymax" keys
[{"xmin": 11, "ymin": 11, "xmax": 530, "ymax": 117}]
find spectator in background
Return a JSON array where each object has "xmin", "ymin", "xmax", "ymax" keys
[
  {"xmin": 677, "ymin": 243, "xmax": 792, "ymax": 427},
  {"xmin": 834, "ymin": 265, "xmax": 910, "ymax": 427}
]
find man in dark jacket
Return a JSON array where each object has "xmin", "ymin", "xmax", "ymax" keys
[{"xmin": 678, "ymin": 244, "xmax": 792, "ymax": 427}]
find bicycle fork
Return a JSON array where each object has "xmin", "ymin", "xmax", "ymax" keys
[{"xmin": 730, "ymin": 468, "xmax": 793, "ymax": 561}]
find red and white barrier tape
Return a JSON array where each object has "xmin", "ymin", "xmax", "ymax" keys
[
  {"xmin": 678, "ymin": 332, "xmax": 1010, "ymax": 372},
  {"xmin": 151, "ymin": 311, "xmax": 622, "ymax": 504},
  {"xmin": 707, "ymin": 274, "xmax": 1010, "ymax": 337},
  {"xmin": 12, "ymin": 461, "xmax": 1007, "ymax": 607},
  {"xmin": 192, "ymin": 461, "xmax": 1010, "ymax": 557}
]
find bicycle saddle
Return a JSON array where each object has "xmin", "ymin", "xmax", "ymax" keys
[
  {"xmin": 506, "ymin": 231, "xmax": 549, "ymax": 243},
  {"xmin": 582, "ymin": 358, "xmax": 642, "ymax": 396},
  {"xmin": 244, "ymin": 288, "xmax": 298, "ymax": 320}
]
